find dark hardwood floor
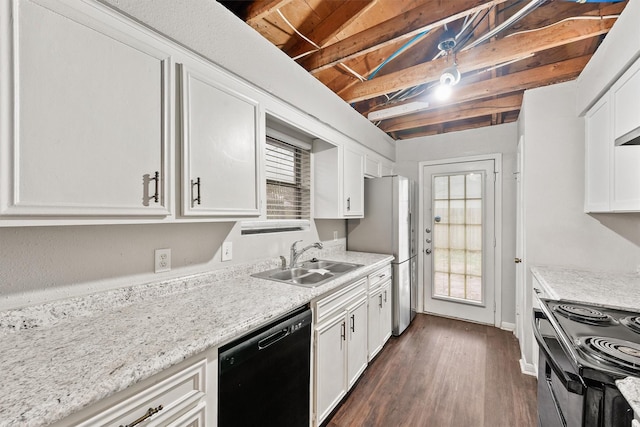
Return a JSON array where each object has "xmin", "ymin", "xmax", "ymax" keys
[{"xmin": 326, "ymin": 314, "xmax": 538, "ymax": 427}]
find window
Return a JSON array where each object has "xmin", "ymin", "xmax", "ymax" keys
[{"xmin": 265, "ymin": 137, "xmax": 311, "ymax": 220}]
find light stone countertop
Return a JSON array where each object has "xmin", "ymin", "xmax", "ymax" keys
[
  {"xmin": 617, "ymin": 377, "xmax": 640, "ymax": 416},
  {"xmin": 531, "ymin": 265, "xmax": 640, "ymax": 312},
  {"xmin": 0, "ymin": 250, "xmax": 393, "ymax": 427}
]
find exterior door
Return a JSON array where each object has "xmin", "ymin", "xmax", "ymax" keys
[{"xmin": 422, "ymin": 159, "xmax": 496, "ymax": 325}]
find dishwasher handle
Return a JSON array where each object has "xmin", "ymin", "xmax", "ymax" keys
[{"xmin": 258, "ymin": 328, "xmax": 290, "ymax": 350}]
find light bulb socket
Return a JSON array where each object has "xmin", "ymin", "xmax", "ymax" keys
[{"xmin": 439, "ymin": 65, "xmax": 461, "ymax": 86}]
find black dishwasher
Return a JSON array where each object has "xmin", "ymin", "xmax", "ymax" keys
[{"xmin": 218, "ymin": 306, "xmax": 312, "ymax": 427}]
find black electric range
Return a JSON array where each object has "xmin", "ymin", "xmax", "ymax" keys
[{"xmin": 533, "ymin": 299, "xmax": 639, "ymax": 426}]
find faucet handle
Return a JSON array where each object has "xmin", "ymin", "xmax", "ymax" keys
[{"xmin": 291, "ymin": 239, "xmax": 303, "ymax": 249}]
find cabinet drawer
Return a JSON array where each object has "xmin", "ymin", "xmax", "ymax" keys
[
  {"xmin": 368, "ymin": 265, "xmax": 392, "ymax": 290},
  {"xmin": 315, "ymin": 277, "xmax": 367, "ymax": 323},
  {"xmin": 76, "ymin": 359, "xmax": 206, "ymax": 427}
]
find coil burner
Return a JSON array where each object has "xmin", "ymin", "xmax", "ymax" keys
[
  {"xmin": 581, "ymin": 336, "xmax": 640, "ymax": 373},
  {"xmin": 620, "ymin": 316, "xmax": 640, "ymax": 335},
  {"xmin": 554, "ymin": 304, "xmax": 615, "ymax": 325}
]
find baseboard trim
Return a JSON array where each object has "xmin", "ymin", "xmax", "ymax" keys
[
  {"xmin": 519, "ymin": 358, "xmax": 537, "ymax": 377},
  {"xmin": 500, "ymin": 321, "xmax": 515, "ymax": 332}
]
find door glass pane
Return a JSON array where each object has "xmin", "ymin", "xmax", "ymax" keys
[{"xmin": 432, "ymin": 173, "xmax": 483, "ymax": 303}]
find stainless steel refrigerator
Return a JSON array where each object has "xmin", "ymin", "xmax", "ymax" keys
[{"xmin": 347, "ymin": 175, "xmax": 417, "ymax": 336}]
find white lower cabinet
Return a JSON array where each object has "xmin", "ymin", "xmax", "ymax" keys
[
  {"xmin": 53, "ymin": 350, "xmax": 217, "ymax": 427},
  {"xmin": 368, "ymin": 280, "xmax": 392, "ymax": 361},
  {"xmin": 367, "ymin": 265, "xmax": 392, "ymax": 361},
  {"xmin": 314, "ymin": 277, "xmax": 368, "ymax": 425}
]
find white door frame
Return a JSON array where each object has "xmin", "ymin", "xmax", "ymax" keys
[{"xmin": 418, "ymin": 154, "xmax": 503, "ymax": 328}]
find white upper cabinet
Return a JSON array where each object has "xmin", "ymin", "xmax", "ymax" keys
[
  {"xmin": 611, "ymin": 57, "xmax": 640, "ymax": 144},
  {"xmin": 313, "ymin": 141, "xmax": 364, "ymax": 218},
  {"xmin": 179, "ymin": 62, "xmax": 261, "ymax": 217},
  {"xmin": 380, "ymin": 162, "xmax": 394, "ymax": 177},
  {"xmin": 364, "ymin": 156, "xmax": 381, "ymax": 178},
  {"xmin": 342, "ymin": 147, "xmax": 364, "ymax": 217},
  {"xmin": 0, "ymin": 0, "xmax": 170, "ymax": 217},
  {"xmin": 584, "ymin": 95, "xmax": 612, "ymax": 213}
]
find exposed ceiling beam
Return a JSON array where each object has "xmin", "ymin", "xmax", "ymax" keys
[
  {"xmin": 299, "ymin": 0, "xmax": 510, "ymax": 73},
  {"xmin": 246, "ymin": 0, "xmax": 296, "ymax": 25},
  {"xmin": 380, "ymin": 94, "xmax": 523, "ymax": 132},
  {"xmin": 369, "ymin": 54, "xmax": 591, "ymax": 116},
  {"xmin": 340, "ymin": 17, "xmax": 614, "ymax": 103},
  {"xmin": 287, "ymin": 0, "xmax": 378, "ymax": 59}
]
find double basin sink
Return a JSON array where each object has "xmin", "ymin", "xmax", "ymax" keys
[{"xmin": 253, "ymin": 259, "xmax": 363, "ymax": 287}]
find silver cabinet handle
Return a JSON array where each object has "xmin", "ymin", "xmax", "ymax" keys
[
  {"xmin": 379, "ymin": 294, "xmax": 383, "ymax": 308},
  {"xmin": 347, "ymin": 197, "xmax": 351, "ymax": 211},
  {"xmin": 120, "ymin": 405, "xmax": 163, "ymax": 427},
  {"xmin": 384, "ymin": 290, "xmax": 387, "ymax": 303},
  {"xmin": 341, "ymin": 321, "xmax": 346, "ymax": 341},
  {"xmin": 350, "ymin": 314, "xmax": 355, "ymax": 332},
  {"xmin": 191, "ymin": 177, "xmax": 201, "ymax": 206},
  {"xmin": 151, "ymin": 171, "xmax": 160, "ymax": 203}
]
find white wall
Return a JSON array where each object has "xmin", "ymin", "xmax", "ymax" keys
[
  {"xmin": 395, "ymin": 123, "xmax": 519, "ymax": 325},
  {"xmin": 517, "ymin": 80, "xmax": 640, "ymax": 367},
  {"xmin": 0, "ymin": 220, "xmax": 346, "ymax": 310}
]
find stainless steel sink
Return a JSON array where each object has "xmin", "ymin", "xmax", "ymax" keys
[{"xmin": 253, "ymin": 260, "xmax": 363, "ymax": 287}]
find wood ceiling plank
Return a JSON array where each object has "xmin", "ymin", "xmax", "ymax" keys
[
  {"xmin": 287, "ymin": 0, "xmax": 378, "ymax": 58},
  {"xmin": 371, "ymin": 55, "xmax": 588, "ymax": 129},
  {"xmin": 380, "ymin": 93, "xmax": 523, "ymax": 132},
  {"xmin": 246, "ymin": 0, "xmax": 297, "ymax": 25},
  {"xmin": 299, "ymin": 0, "xmax": 510, "ymax": 73},
  {"xmin": 424, "ymin": 54, "xmax": 589, "ymax": 109},
  {"xmin": 341, "ymin": 18, "xmax": 614, "ymax": 103}
]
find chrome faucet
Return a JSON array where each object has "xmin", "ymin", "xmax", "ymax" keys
[{"xmin": 289, "ymin": 240, "xmax": 323, "ymax": 268}]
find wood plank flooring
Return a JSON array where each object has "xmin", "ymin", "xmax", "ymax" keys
[{"xmin": 325, "ymin": 314, "xmax": 538, "ymax": 427}]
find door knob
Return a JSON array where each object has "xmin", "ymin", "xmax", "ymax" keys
[{"xmin": 514, "ymin": 258, "xmax": 522, "ymax": 264}]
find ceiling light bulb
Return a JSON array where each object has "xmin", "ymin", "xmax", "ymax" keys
[{"xmin": 434, "ymin": 83, "xmax": 452, "ymax": 101}]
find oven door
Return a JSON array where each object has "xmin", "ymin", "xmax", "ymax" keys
[{"xmin": 533, "ymin": 309, "xmax": 586, "ymax": 427}]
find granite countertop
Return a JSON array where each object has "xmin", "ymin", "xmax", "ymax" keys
[
  {"xmin": 617, "ymin": 377, "xmax": 640, "ymax": 416},
  {"xmin": 531, "ymin": 265, "xmax": 640, "ymax": 312},
  {"xmin": 0, "ymin": 250, "xmax": 393, "ymax": 427}
]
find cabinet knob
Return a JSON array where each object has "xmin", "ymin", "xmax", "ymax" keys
[
  {"xmin": 425, "ymin": 248, "xmax": 432, "ymax": 255},
  {"xmin": 514, "ymin": 258, "xmax": 522, "ymax": 264}
]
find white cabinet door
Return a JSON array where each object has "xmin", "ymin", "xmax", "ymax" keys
[
  {"xmin": 180, "ymin": 63, "xmax": 261, "ymax": 217},
  {"xmin": 612, "ymin": 145, "xmax": 640, "ymax": 211},
  {"xmin": 347, "ymin": 297, "xmax": 368, "ymax": 389},
  {"xmin": 612, "ymin": 57, "xmax": 640, "ymax": 143},
  {"xmin": 1, "ymin": 0, "xmax": 170, "ymax": 217},
  {"xmin": 367, "ymin": 290, "xmax": 383, "ymax": 360},
  {"xmin": 343, "ymin": 147, "xmax": 364, "ymax": 217},
  {"xmin": 313, "ymin": 142, "xmax": 364, "ymax": 218},
  {"xmin": 584, "ymin": 96, "xmax": 612, "ymax": 212},
  {"xmin": 380, "ymin": 281, "xmax": 393, "ymax": 345},
  {"xmin": 315, "ymin": 313, "xmax": 347, "ymax": 423},
  {"xmin": 610, "ymin": 57, "xmax": 640, "ymax": 211}
]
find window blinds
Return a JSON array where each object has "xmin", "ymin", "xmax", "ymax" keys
[{"xmin": 265, "ymin": 137, "xmax": 311, "ymax": 220}]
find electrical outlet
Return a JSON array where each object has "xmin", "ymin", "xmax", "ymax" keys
[
  {"xmin": 222, "ymin": 241, "xmax": 232, "ymax": 261},
  {"xmin": 333, "ymin": 231, "xmax": 338, "ymax": 241},
  {"xmin": 155, "ymin": 248, "xmax": 171, "ymax": 273}
]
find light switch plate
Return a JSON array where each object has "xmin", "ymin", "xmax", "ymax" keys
[{"xmin": 222, "ymin": 241, "xmax": 232, "ymax": 261}]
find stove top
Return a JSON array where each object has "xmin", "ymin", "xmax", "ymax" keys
[{"xmin": 542, "ymin": 299, "xmax": 640, "ymax": 380}]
